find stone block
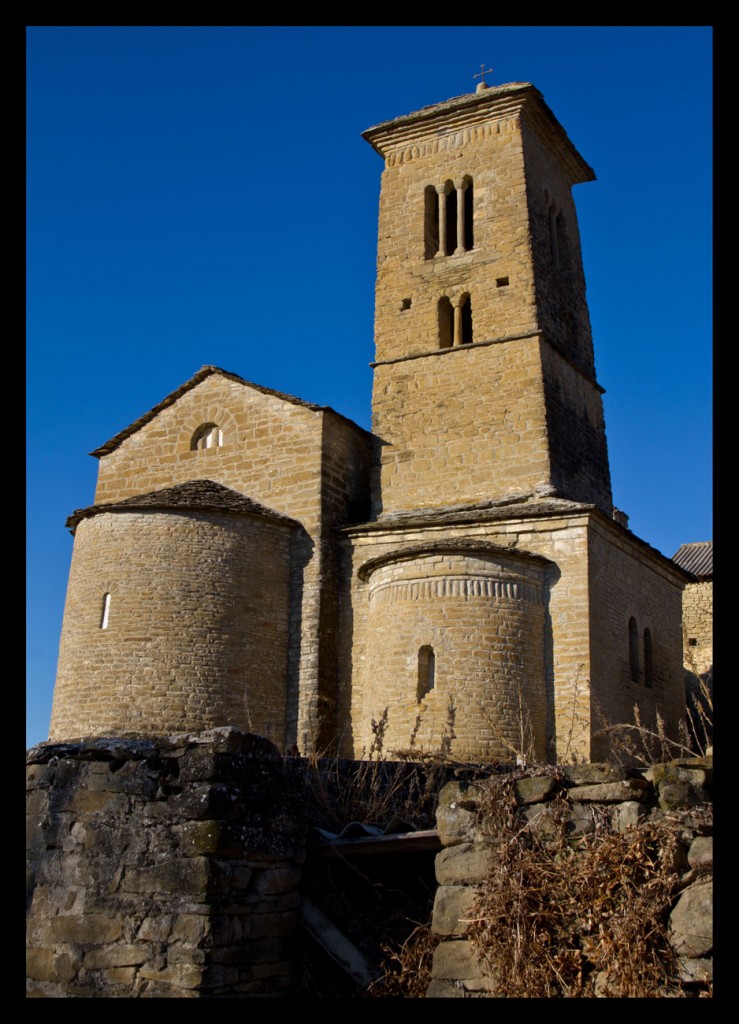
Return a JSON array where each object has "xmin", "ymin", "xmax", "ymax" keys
[
  {"xmin": 26, "ymin": 947, "xmax": 81, "ymax": 983},
  {"xmin": 431, "ymin": 885, "xmax": 479, "ymax": 937},
  {"xmin": 431, "ymin": 939, "xmax": 489, "ymax": 981},
  {"xmin": 562, "ymin": 763, "xmax": 629, "ymax": 786},
  {"xmin": 137, "ymin": 963, "xmax": 204, "ymax": 989},
  {"xmin": 669, "ymin": 880, "xmax": 712, "ymax": 957},
  {"xmin": 435, "ymin": 842, "xmax": 495, "ymax": 885},
  {"xmin": 47, "ymin": 913, "xmax": 124, "ymax": 945},
  {"xmin": 658, "ymin": 780, "xmax": 709, "ymax": 810},
  {"xmin": 677, "ymin": 957, "xmax": 712, "ymax": 984},
  {"xmin": 513, "ymin": 775, "xmax": 558, "ymax": 804},
  {"xmin": 688, "ymin": 836, "xmax": 713, "ymax": 870},
  {"xmin": 613, "ymin": 801, "xmax": 647, "ymax": 831},
  {"xmin": 122, "ymin": 857, "xmax": 214, "ymax": 895},
  {"xmin": 82, "ymin": 944, "xmax": 151, "ymax": 968},
  {"xmin": 426, "ymin": 978, "xmax": 465, "ymax": 997},
  {"xmin": 568, "ymin": 778, "xmax": 651, "ymax": 803}
]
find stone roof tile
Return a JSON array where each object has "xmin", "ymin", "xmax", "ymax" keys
[{"xmin": 65, "ymin": 479, "xmax": 297, "ymax": 533}]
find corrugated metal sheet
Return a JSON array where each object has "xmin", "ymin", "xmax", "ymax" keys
[{"xmin": 672, "ymin": 541, "xmax": 713, "ymax": 578}]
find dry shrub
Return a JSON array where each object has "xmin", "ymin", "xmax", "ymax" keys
[
  {"xmin": 595, "ymin": 704, "xmax": 698, "ymax": 768},
  {"xmin": 367, "ymin": 924, "xmax": 440, "ymax": 998},
  {"xmin": 466, "ymin": 773, "xmax": 706, "ymax": 998}
]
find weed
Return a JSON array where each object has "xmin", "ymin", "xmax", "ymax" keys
[{"xmin": 464, "ymin": 773, "xmax": 710, "ymax": 998}]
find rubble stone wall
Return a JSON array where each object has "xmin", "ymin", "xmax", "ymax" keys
[
  {"xmin": 26, "ymin": 731, "xmax": 306, "ymax": 998},
  {"xmin": 429, "ymin": 759, "xmax": 713, "ymax": 997}
]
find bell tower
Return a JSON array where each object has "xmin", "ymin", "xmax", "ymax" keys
[{"xmin": 363, "ymin": 80, "xmax": 612, "ymax": 518}]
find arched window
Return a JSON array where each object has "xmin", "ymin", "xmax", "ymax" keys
[
  {"xmin": 643, "ymin": 628, "xmax": 654, "ymax": 689},
  {"xmin": 628, "ymin": 617, "xmax": 640, "ymax": 682},
  {"xmin": 424, "ymin": 185, "xmax": 439, "ymax": 259},
  {"xmin": 462, "ymin": 176, "xmax": 474, "ymax": 251},
  {"xmin": 443, "ymin": 179, "xmax": 457, "ymax": 256},
  {"xmin": 438, "ymin": 297, "xmax": 454, "ymax": 348},
  {"xmin": 460, "ymin": 293, "xmax": 473, "ymax": 344},
  {"xmin": 417, "ymin": 646, "xmax": 435, "ymax": 701},
  {"xmin": 191, "ymin": 423, "xmax": 223, "ymax": 451},
  {"xmin": 425, "ymin": 178, "xmax": 474, "ymax": 259},
  {"xmin": 100, "ymin": 592, "xmax": 111, "ymax": 630}
]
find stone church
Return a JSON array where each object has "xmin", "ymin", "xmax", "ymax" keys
[{"xmin": 49, "ymin": 79, "xmax": 689, "ymax": 763}]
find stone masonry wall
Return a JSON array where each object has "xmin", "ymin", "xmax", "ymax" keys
[
  {"xmin": 370, "ymin": 108, "xmax": 538, "ymax": 364},
  {"xmin": 429, "ymin": 759, "xmax": 713, "ymax": 997},
  {"xmin": 51, "ymin": 509, "xmax": 293, "ymax": 747},
  {"xmin": 370, "ymin": 339, "xmax": 553, "ymax": 517},
  {"xmin": 682, "ymin": 581, "xmax": 713, "ymax": 678},
  {"xmin": 73, "ymin": 370, "xmax": 370, "ymax": 754},
  {"xmin": 341, "ymin": 509, "xmax": 686, "ymax": 765},
  {"xmin": 342, "ymin": 510, "xmax": 591, "ymax": 762},
  {"xmin": 26, "ymin": 730, "xmax": 305, "ymax": 998},
  {"xmin": 588, "ymin": 518, "xmax": 686, "ymax": 759}
]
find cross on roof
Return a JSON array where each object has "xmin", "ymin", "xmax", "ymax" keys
[{"xmin": 474, "ymin": 64, "xmax": 493, "ymax": 87}]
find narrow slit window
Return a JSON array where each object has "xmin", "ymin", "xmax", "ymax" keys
[
  {"xmin": 444, "ymin": 181, "xmax": 457, "ymax": 256},
  {"xmin": 460, "ymin": 293, "xmax": 473, "ymax": 344},
  {"xmin": 628, "ymin": 617, "xmax": 640, "ymax": 682},
  {"xmin": 424, "ymin": 185, "xmax": 439, "ymax": 259},
  {"xmin": 644, "ymin": 628, "xmax": 654, "ymax": 689},
  {"xmin": 463, "ymin": 177, "xmax": 474, "ymax": 250},
  {"xmin": 100, "ymin": 593, "xmax": 111, "ymax": 630},
  {"xmin": 417, "ymin": 646, "xmax": 436, "ymax": 701}
]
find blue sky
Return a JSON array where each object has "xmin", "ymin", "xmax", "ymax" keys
[{"xmin": 26, "ymin": 25, "xmax": 712, "ymax": 748}]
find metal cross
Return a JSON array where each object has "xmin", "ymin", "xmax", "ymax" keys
[{"xmin": 474, "ymin": 64, "xmax": 493, "ymax": 86}]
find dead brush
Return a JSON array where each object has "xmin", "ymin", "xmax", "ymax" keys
[
  {"xmin": 298, "ymin": 706, "xmax": 461, "ymax": 836},
  {"xmin": 366, "ymin": 923, "xmax": 440, "ymax": 998},
  {"xmin": 465, "ymin": 773, "xmax": 705, "ymax": 998},
  {"xmin": 595, "ymin": 704, "xmax": 703, "ymax": 768}
]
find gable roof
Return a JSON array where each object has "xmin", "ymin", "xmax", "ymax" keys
[
  {"xmin": 90, "ymin": 365, "xmax": 368, "ymax": 458},
  {"xmin": 672, "ymin": 541, "xmax": 713, "ymax": 579},
  {"xmin": 65, "ymin": 479, "xmax": 298, "ymax": 534}
]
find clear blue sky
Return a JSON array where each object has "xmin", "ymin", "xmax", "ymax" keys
[{"xmin": 26, "ymin": 25, "xmax": 713, "ymax": 748}]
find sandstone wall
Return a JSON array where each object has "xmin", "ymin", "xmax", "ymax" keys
[
  {"xmin": 51, "ymin": 508, "xmax": 293, "ymax": 746},
  {"xmin": 682, "ymin": 580, "xmax": 713, "ymax": 678},
  {"xmin": 371, "ymin": 111, "xmax": 538, "ymax": 363},
  {"xmin": 341, "ymin": 508, "xmax": 685, "ymax": 765},
  {"xmin": 370, "ymin": 339, "xmax": 552, "ymax": 516},
  {"xmin": 63, "ymin": 370, "xmax": 370, "ymax": 754},
  {"xmin": 588, "ymin": 519, "xmax": 686, "ymax": 758}
]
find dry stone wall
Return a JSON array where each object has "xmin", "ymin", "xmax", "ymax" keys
[
  {"xmin": 26, "ymin": 729, "xmax": 306, "ymax": 998},
  {"xmin": 429, "ymin": 759, "xmax": 713, "ymax": 998}
]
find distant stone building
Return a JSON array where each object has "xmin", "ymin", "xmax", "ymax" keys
[
  {"xmin": 49, "ymin": 79, "xmax": 691, "ymax": 763},
  {"xmin": 672, "ymin": 541, "xmax": 713, "ymax": 748}
]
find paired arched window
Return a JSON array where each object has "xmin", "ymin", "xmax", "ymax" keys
[
  {"xmin": 191, "ymin": 423, "xmax": 223, "ymax": 451},
  {"xmin": 425, "ymin": 177, "xmax": 473, "ymax": 259},
  {"xmin": 417, "ymin": 646, "xmax": 436, "ymax": 701}
]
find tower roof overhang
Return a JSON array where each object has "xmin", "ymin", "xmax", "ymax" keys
[{"xmin": 362, "ymin": 81, "xmax": 595, "ymax": 186}]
